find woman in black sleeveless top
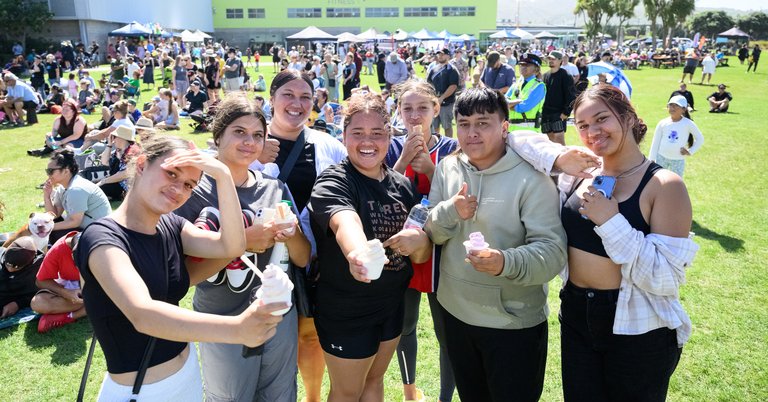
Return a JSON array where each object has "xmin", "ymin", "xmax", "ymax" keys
[
  {"xmin": 511, "ymin": 85, "xmax": 698, "ymax": 402},
  {"xmin": 560, "ymin": 85, "xmax": 697, "ymax": 402}
]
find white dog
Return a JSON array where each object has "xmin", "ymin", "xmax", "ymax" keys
[{"xmin": 27, "ymin": 212, "xmax": 55, "ymax": 252}]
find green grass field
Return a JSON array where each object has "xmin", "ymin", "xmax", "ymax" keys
[{"xmin": 0, "ymin": 61, "xmax": 766, "ymax": 401}]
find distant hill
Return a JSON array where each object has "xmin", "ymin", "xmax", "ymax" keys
[{"xmin": 496, "ymin": 0, "xmax": 763, "ymax": 27}]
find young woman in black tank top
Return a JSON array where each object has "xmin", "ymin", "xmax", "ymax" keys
[{"xmin": 515, "ymin": 85, "xmax": 698, "ymax": 402}]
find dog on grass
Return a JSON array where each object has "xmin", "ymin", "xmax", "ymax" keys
[{"xmin": 2, "ymin": 212, "xmax": 56, "ymax": 252}]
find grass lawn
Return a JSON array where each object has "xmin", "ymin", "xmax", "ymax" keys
[{"xmin": 0, "ymin": 61, "xmax": 766, "ymax": 401}]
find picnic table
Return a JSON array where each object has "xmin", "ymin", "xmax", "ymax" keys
[{"xmin": 652, "ymin": 55, "xmax": 675, "ymax": 68}]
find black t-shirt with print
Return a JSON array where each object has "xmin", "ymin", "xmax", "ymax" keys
[
  {"xmin": 274, "ymin": 136, "xmax": 316, "ymax": 212},
  {"xmin": 308, "ymin": 159, "xmax": 419, "ymax": 322}
]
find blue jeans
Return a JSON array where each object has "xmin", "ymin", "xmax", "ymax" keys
[{"xmin": 559, "ymin": 281, "xmax": 682, "ymax": 402}]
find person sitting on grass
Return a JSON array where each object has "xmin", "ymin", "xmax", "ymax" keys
[
  {"xmin": 125, "ymin": 71, "xmax": 141, "ymax": 98},
  {"xmin": 707, "ymin": 83, "xmax": 732, "ymax": 113},
  {"xmin": 101, "ymin": 89, "xmax": 121, "ymax": 109},
  {"xmin": 155, "ymin": 91, "xmax": 180, "ymax": 130},
  {"xmin": 254, "ymin": 74, "xmax": 267, "ymax": 92},
  {"xmin": 184, "ymin": 81, "xmax": 208, "ymax": 116},
  {"xmin": 1, "ymin": 73, "xmax": 39, "ymax": 127},
  {"xmin": 96, "ymin": 125, "xmax": 140, "ymax": 201},
  {"xmin": 28, "ymin": 99, "xmax": 88, "ymax": 157},
  {"xmin": 0, "ymin": 237, "xmax": 43, "ymax": 319},
  {"xmin": 77, "ymin": 79, "xmax": 94, "ymax": 112},
  {"xmin": 44, "ymin": 83, "xmax": 66, "ymax": 112},
  {"xmin": 126, "ymin": 99, "xmax": 141, "ymax": 122},
  {"xmin": 31, "ymin": 231, "xmax": 86, "ymax": 333},
  {"xmin": 79, "ymin": 100, "xmax": 135, "ymax": 152}
]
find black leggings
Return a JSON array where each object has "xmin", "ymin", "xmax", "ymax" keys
[
  {"xmin": 396, "ymin": 289, "xmax": 455, "ymax": 401},
  {"xmin": 747, "ymin": 58, "xmax": 759, "ymax": 72}
]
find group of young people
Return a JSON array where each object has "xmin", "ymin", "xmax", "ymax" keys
[{"xmin": 56, "ymin": 62, "xmax": 699, "ymax": 402}]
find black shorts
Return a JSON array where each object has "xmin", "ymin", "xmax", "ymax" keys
[
  {"xmin": 315, "ymin": 300, "xmax": 404, "ymax": 359},
  {"xmin": 541, "ymin": 114, "xmax": 567, "ymax": 134},
  {"xmin": 683, "ymin": 64, "xmax": 696, "ymax": 74}
]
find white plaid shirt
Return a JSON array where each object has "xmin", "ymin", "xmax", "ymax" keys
[{"xmin": 508, "ymin": 131, "xmax": 698, "ymax": 345}]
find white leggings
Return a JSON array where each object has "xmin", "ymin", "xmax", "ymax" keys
[{"xmin": 97, "ymin": 343, "xmax": 203, "ymax": 402}]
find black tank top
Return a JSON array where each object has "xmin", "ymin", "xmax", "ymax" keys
[{"xmin": 561, "ymin": 163, "xmax": 662, "ymax": 258}]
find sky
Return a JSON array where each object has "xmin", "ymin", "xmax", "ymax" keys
[{"xmin": 695, "ymin": 0, "xmax": 765, "ymax": 11}]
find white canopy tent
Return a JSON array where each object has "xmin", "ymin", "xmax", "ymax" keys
[
  {"xmin": 180, "ymin": 29, "xmax": 206, "ymax": 43},
  {"xmin": 337, "ymin": 32, "xmax": 364, "ymax": 43},
  {"xmin": 286, "ymin": 26, "xmax": 336, "ymax": 41}
]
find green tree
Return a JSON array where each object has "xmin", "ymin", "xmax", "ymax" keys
[
  {"xmin": 574, "ymin": 0, "xmax": 613, "ymax": 41},
  {"xmin": 737, "ymin": 12, "xmax": 768, "ymax": 40},
  {"xmin": 660, "ymin": 0, "xmax": 695, "ymax": 44},
  {"xmin": 687, "ymin": 11, "xmax": 735, "ymax": 39},
  {"xmin": 614, "ymin": 0, "xmax": 640, "ymax": 45},
  {"xmin": 0, "ymin": 0, "xmax": 53, "ymax": 51},
  {"xmin": 643, "ymin": 0, "xmax": 667, "ymax": 47}
]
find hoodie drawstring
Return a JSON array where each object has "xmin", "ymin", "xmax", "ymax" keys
[{"xmin": 473, "ymin": 173, "xmax": 484, "ymax": 222}]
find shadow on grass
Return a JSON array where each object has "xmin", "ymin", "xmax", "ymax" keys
[
  {"xmin": 692, "ymin": 220, "xmax": 745, "ymax": 252},
  {"xmin": 22, "ymin": 317, "xmax": 92, "ymax": 365}
]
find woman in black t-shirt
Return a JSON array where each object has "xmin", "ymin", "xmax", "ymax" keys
[
  {"xmin": 75, "ymin": 136, "xmax": 285, "ymax": 400},
  {"xmin": 308, "ymin": 93, "xmax": 432, "ymax": 401}
]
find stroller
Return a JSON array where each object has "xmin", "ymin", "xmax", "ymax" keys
[{"xmin": 188, "ymin": 101, "xmax": 218, "ymax": 133}]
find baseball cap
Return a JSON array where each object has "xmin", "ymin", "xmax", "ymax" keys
[
  {"xmin": 548, "ymin": 50, "xmax": 564, "ymax": 60},
  {"xmin": 667, "ymin": 95, "xmax": 688, "ymax": 108},
  {"xmin": 2, "ymin": 236, "xmax": 37, "ymax": 268},
  {"xmin": 126, "ymin": 99, "xmax": 137, "ymax": 106},
  {"xmin": 718, "ymin": 83, "xmax": 727, "ymax": 89},
  {"xmin": 518, "ymin": 53, "xmax": 542, "ymax": 67},
  {"xmin": 439, "ymin": 48, "xmax": 451, "ymax": 56}
]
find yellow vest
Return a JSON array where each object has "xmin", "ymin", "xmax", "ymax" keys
[{"xmin": 507, "ymin": 77, "xmax": 544, "ymax": 124}]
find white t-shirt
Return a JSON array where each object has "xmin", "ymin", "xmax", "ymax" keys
[
  {"xmin": 126, "ymin": 62, "xmax": 141, "ymax": 79},
  {"xmin": 563, "ymin": 63, "xmax": 579, "ymax": 78},
  {"xmin": 648, "ymin": 117, "xmax": 704, "ymax": 161}
]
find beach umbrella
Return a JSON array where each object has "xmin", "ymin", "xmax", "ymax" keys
[{"xmin": 587, "ymin": 61, "xmax": 633, "ymax": 98}]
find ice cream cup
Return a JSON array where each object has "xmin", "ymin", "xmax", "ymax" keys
[
  {"xmin": 361, "ymin": 255, "xmax": 387, "ymax": 280},
  {"xmin": 463, "ymin": 240, "xmax": 490, "ymax": 257},
  {"xmin": 256, "ymin": 287, "xmax": 292, "ymax": 316}
]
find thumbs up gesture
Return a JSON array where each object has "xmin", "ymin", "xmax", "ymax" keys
[{"xmin": 452, "ymin": 182, "xmax": 478, "ymax": 220}]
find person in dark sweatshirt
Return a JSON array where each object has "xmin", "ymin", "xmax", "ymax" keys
[{"xmin": 541, "ymin": 50, "xmax": 576, "ymax": 145}]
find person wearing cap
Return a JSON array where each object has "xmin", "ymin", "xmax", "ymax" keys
[
  {"xmin": 185, "ymin": 81, "xmax": 208, "ymax": 116},
  {"xmin": 707, "ymin": 84, "xmax": 732, "ymax": 113},
  {"xmin": 384, "ymin": 52, "xmax": 409, "ymax": 91},
  {"xmin": 649, "ymin": 95, "xmax": 704, "ymax": 177},
  {"xmin": 506, "ymin": 53, "xmax": 546, "ymax": 130},
  {"xmin": 427, "ymin": 49, "xmax": 460, "ymax": 138},
  {"xmin": 43, "ymin": 149, "xmax": 111, "ymax": 243},
  {"xmin": 480, "ymin": 51, "xmax": 516, "ymax": 96},
  {"xmin": 224, "ymin": 48, "xmax": 243, "ymax": 93},
  {"xmin": 0, "ymin": 237, "xmax": 43, "ymax": 319},
  {"xmin": 541, "ymin": 50, "xmax": 576, "ymax": 145},
  {"xmin": 670, "ymin": 83, "xmax": 695, "ymax": 112},
  {"xmin": 97, "ymin": 125, "xmax": 140, "ymax": 200},
  {"xmin": 449, "ymin": 48, "xmax": 469, "ymax": 90},
  {"xmin": 1, "ymin": 73, "xmax": 39, "ymax": 126},
  {"xmin": 77, "ymin": 79, "xmax": 95, "ymax": 111}
]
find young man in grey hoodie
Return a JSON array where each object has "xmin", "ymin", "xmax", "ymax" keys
[{"xmin": 425, "ymin": 87, "xmax": 566, "ymax": 402}]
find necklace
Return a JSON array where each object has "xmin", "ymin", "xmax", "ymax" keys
[
  {"xmin": 238, "ymin": 171, "xmax": 251, "ymax": 187},
  {"xmin": 615, "ymin": 156, "xmax": 648, "ymax": 179}
]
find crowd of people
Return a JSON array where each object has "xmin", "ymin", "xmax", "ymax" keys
[{"xmin": 0, "ymin": 33, "xmax": 717, "ymax": 402}]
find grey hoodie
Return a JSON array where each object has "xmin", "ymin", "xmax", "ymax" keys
[{"xmin": 426, "ymin": 144, "xmax": 566, "ymax": 330}]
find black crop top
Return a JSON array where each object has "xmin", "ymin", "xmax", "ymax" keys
[
  {"xmin": 75, "ymin": 215, "xmax": 190, "ymax": 374},
  {"xmin": 561, "ymin": 163, "xmax": 662, "ymax": 258}
]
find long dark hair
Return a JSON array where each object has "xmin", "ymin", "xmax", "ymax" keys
[
  {"xmin": 269, "ymin": 69, "xmax": 314, "ymax": 98},
  {"xmin": 573, "ymin": 84, "xmax": 648, "ymax": 144},
  {"xmin": 210, "ymin": 92, "xmax": 267, "ymax": 146}
]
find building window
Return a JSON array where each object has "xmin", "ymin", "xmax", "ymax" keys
[
  {"xmin": 442, "ymin": 7, "xmax": 476, "ymax": 17},
  {"xmin": 365, "ymin": 7, "xmax": 399, "ymax": 18},
  {"xmin": 248, "ymin": 8, "xmax": 265, "ymax": 19},
  {"xmin": 226, "ymin": 8, "xmax": 244, "ymax": 19},
  {"xmin": 288, "ymin": 8, "xmax": 322, "ymax": 18},
  {"xmin": 404, "ymin": 7, "xmax": 437, "ymax": 17},
  {"xmin": 326, "ymin": 8, "xmax": 360, "ymax": 18}
]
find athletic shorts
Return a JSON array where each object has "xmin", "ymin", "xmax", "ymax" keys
[
  {"xmin": 432, "ymin": 102, "xmax": 454, "ymax": 131},
  {"xmin": 541, "ymin": 114, "xmax": 567, "ymax": 133},
  {"xmin": 683, "ymin": 64, "xmax": 697, "ymax": 74},
  {"xmin": 315, "ymin": 301, "xmax": 404, "ymax": 359}
]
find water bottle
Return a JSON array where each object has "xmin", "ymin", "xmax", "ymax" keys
[
  {"xmin": 268, "ymin": 201, "xmax": 293, "ymax": 272},
  {"xmin": 403, "ymin": 197, "xmax": 430, "ymax": 230},
  {"xmin": 47, "ymin": 134, "xmax": 59, "ymax": 150}
]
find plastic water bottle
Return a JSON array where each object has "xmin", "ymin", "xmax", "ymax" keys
[
  {"xmin": 403, "ymin": 197, "xmax": 430, "ymax": 230},
  {"xmin": 268, "ymin": 201, "xmax": 293, "ymax": 272},
  {"xmin": 47, "ymin": 134, "xmax": 59, "ymax": 150}
]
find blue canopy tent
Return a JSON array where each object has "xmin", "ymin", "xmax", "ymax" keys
[
  {"xmin": 108, "ymin": 21, "xmax": 153, "ymax": 38},
  {"xmin": 587, "ymin": 62, "xmax": 633, "ymax": 99}
]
